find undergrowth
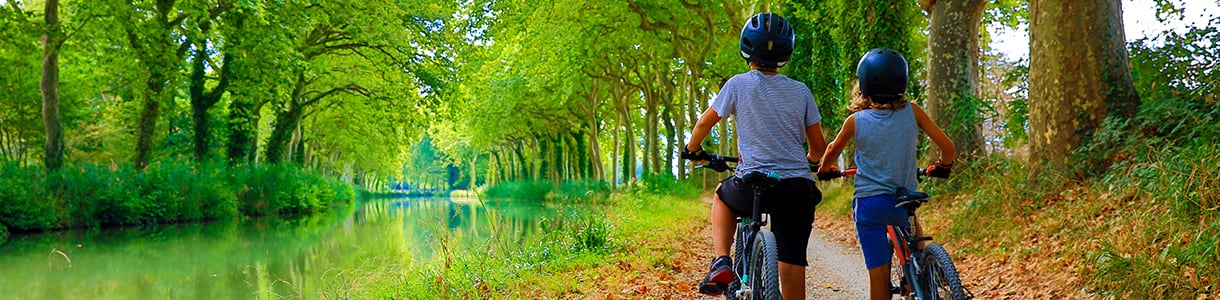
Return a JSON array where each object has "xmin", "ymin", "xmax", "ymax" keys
[
  {"xmin": 482, "ymin": 179, "xmax": 612, "ymax": 203},
  {"xmin": 923, "ymin": 122, "xmax": 1219, "ymax": 297},
  {"xmin": 0, "ymin": 159, "xmax": 355, "ymax": 233},
  {"xmin": 320, "ymin": 183, "xmax": 707, "ymax": 298}
]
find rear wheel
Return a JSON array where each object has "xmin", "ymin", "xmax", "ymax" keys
[
  {"xmin": 748, "ymin": 230, "xmax": 781, "ymax": 299},
  {"xmin": 920, "ymin": 243, "xmax": 967, "ymax": 300}
]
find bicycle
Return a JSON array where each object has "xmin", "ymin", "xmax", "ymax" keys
[
  {"xmin": 823, "ymin": 168, "xmax": 972, "ymax": 300},
  {"xmin": 693, "ymin": 154, "xmax": 782, "ymax": 300}
]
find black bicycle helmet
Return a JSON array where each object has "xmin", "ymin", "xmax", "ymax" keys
[
  {"xmin": 856, "ymin": 48, "xmax": 909, "ymax": 99},
  {"xmin": 739, "ymin": 13, "xmax": 794, "ymax": 68}
]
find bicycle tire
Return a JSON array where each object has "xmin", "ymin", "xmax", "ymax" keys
[
  {"xmin": 920, "ymin": 243, "xmax": 967, "ymax": 300},
  {"xmin": 728, "ymin": 224, "xmax": 752, "ymax": 299},
  {"xmin": 748, "ymin": 230, "xmax": 781, "ymax": 300}
]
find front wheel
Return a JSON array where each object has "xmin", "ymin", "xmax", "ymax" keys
[
  {"xmin": 747, "ymin": 230, "xmax": 781, "ymax": 300},
  {"xmin": 919, "ymin": 243, "xmax": 967, "ymax": 300}
]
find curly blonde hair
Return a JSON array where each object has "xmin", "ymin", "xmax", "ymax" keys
[{"xmin": 849, "ymin": 82, "xmax": 908, "ymax": 112}]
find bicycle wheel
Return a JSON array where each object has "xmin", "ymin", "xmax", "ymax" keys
[
  {"xmin": 747, "ymin": 230, "xmax": 781, "ymax": 300},
  {"xmin": 729, "ymin": 224, "xmax": 752, "ymax": 299},
  {"xmin": 919, "ymin": 243, "xmax": 967, "ymax": 300}
]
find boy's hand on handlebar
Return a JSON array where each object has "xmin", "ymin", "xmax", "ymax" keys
[
  {"xmin": 681, "ymin": 146, "xmax": 711, "ymax": 162},
  {"xmin": 815, "ymin": 165, "xmax": 841, "ymax": 181},
  {"xmin": 926, "ymin": 161, "xmax": 952, "ymax": 178}
]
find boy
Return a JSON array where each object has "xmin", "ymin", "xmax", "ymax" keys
[
  {"xmin": 681, "ymin": 12, "xmax": 826, "ymax": 300},
  {"xmin": 816, "ymin": 48, "xmax": 956, "ymax": 300}
]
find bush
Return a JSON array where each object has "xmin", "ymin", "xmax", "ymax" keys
[
  {"xmin": 0, "ymin": 159, "xmax": 355, "ymax": 231},
  {"xmin": 482, "ymin": 180, "xmax": 554, "ymax": 202},
  {"xmin": 636, "ymin": 172, "xmax": 700, "ymax": 199},
  {"xmin": 555, "ymin": 180, "xmax": 611, "ymax": 202},
  {"xmin": 0, "ymin": 162, "xmax": 60, "ymax": 230}
]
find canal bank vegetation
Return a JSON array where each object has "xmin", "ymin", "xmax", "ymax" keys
[
  {"xmin": 2, "ymin": 1, "xmax": 429, "ymax": 237},
  {"xmin": 319, "ymin": 175, "xmax": 707, "ymax": 298},
  {"xmin": 0, "ymin": 160, "xmax": 355, "ymax": 233}
]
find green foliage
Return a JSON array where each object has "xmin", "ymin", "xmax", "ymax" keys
[
  {"xmin": 482, "ymin": 180, "xmax": 554, "ymax": 202},
  {"xmin": 636, "ymin": 172, "xmax": 700, "ymax": 199},
  {"xmin": 320, "ymin": 189, "xmax": 706, "ymax": 298},
  {"xmin": 782, "ymin": 0, "xmax": 925, "ymax": 130},
  {"xmin": 482, "ymin": 179, "xmax": 613, "ymax": 203},
  {"xmin": 0, "ymin": 163, "xmax": 60, "ymax": 231},
  {"xmin": 0, "ymin": 160, "xmax": 354, "ymax": 232},
  {"xmin": 555, "ymin": 180, "xmax": 612, "ymax": 202}
]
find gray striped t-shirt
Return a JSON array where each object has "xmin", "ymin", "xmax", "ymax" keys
[{"xmin": 712, "ymin": 70, "xmax": 821, "ymax": 181}]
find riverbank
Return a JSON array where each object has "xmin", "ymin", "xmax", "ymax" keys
[
  {"xmin": 318, "ymin": 179, "xmax": 710, "ymax": 298},
  {"xmin": 0, "ymin": 160, "xmax": 355, "ymax": 236}
]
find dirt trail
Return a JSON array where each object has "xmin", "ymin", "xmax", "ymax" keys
[
  {"xmin": 687, "ymin": 224, "xmax": 869, "ymax": 299},
  {"xmin": 803, "ymin": 227, "xmax": 870, "ymax": 299}
]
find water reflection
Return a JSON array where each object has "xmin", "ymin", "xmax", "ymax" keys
[{"xmin": 0, "ymin": 197, "xmax": 560, "ymax": 299}]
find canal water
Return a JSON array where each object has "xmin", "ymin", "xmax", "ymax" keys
[{"xmin": 0, "ymin": 196, "xmax": 563, "ymax": 299}]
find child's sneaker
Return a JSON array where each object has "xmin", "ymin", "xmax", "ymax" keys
[{"xmin": 697, "ymin": 256, "xmax": 734, "ymax": 296}]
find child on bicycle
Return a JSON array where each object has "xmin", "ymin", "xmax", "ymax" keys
[
  {"xmin": 816, "ymin": 48, "xmax": 956, "ymax": 300},
  {"xmin": 680, "ymin": 12, "xmax": 827, "ymax": 299}
]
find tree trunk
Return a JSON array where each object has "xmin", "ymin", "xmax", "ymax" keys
[
  {"xmin": 611, "ymin": 120, "xmax": 619, "ymax": 185},
  {"xmin": 266, "ymin": 104, "xmax": 303, "ymax": 164},
  {"xmin": 133, "ymin": 77, "xmax": 167, "ymax": 171},
  {"xmin": 926, "ymin": 0, "xmax": 987, "ymax": 162},
  {"xmin": 40, "ymin": 0, "xmax": 64, "ymax": 171},
  {"xmin": 1028, "ymin": 0, "xmax": 1140, "ymax": 179},
  {"xmin": 620, "ymin": 106, "xmax": 636, "ymax": 183},
  {"xmin": 662, "ymin": 99, "xmax": 675, "ymax": 177},
  {"xmin": 227, "ymin": 95, "xmax": 258, "ymax": 165},
  {"xmin": 189, "ymin": 49, "xmax": 231, "ymax": 162}
]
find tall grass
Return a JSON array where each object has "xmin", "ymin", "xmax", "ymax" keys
[
  {"xmin": 922, "ymin": 101, "xmax": 1220, "ymax": 297},
  {"xmin": 320, "ymin": 178, "xmax": 707, "ymax": 298},
  {"xmin": 482, "ymin": 179, "xmax": 611, "ymax": 203},
  {"xmin": 0, "ymin": 159, "xmax": 355, "ymax": 233}
]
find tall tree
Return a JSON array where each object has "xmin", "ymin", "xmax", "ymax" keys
[
  {"xmin": 924, "ymin": 0, "xmax": 988, "ymax": 161},
  {"xmin": 1028, "ymin": 0, "xmax": 1140, "ymax": 177},
  {"xmin": 39, "ymin": 0, "xmax": 65, "ymax": 170},
  {"xmin": 111, "ymin": 0, "xmax": 190, "ymax": 171},
  {"xmin": 186, "ymin": 1, "xmax": 232, "ymax": 161}
]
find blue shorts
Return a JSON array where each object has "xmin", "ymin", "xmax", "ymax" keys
[{"xmin": 853, "ymin": 194, "xmax": 910, "ymax": 269}]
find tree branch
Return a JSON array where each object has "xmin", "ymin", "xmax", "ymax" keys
[{"xmin": 302, "ymin": 84, "xmax": 371, "ymax": 106}]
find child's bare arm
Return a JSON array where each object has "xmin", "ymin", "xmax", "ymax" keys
[
  {"xmin": 818, "ymin": 115, "xmax": 856, "ymax": 173},
  {"xmin": 686, "ymin": 107, "xmax": 722, "ymax": 152},
  {"xmin": 805, "ymin": 123, "xmax": 827, "ymax": 163},
  {"xmin": 912, "ymin": 104, "xmax": 955, "ymax": 165}
]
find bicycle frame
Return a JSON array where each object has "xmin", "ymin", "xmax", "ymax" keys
[
  {"xmin": 888, "ymin": 221, "xmax": 925, "ymax": 297},
  {"xmin": 732, "ymin": 184, "xmax": 769, "ymax": 299}
]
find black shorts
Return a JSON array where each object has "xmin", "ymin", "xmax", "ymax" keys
[{"xmin": 715, "ymin": 175, "xmax": 821, "ymax": 266}]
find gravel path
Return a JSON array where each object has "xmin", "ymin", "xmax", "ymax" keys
[{"xmin": 803, "ymin": 227, "xmax": 870, "ymax": 299}]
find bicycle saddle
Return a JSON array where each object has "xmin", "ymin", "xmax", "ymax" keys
[
  {"xmin": 894, "ymin": 187, "xmax": 930, "ymax": 210},
  {"xmin": 740, "ymin": 171, "xmax": 780, "ymax": 188}
]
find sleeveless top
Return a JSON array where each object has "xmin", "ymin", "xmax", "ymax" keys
[{"xmin": 853, "ymin": 104, "xmax": 918, "ymax": 198}]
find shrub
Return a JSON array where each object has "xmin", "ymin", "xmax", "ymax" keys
[
  {"xmin": 483, "ymin": 180, "xmax": 553, "ymax": 202},
  {"xmin": 0, "ymin": 162, "xmax": 60, "ymax": 231},
  {"xmin": 637, "ymin": 172, "xmax": 700, "ymax": 199},
  {"xmin": 0, "ymin": 159, "xmax": 355, "ymax": 231}
]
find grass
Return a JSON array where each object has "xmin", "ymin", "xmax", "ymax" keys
[{"xmin": 318, "ymin": 178, "xmax": 710, "ymax": 298}]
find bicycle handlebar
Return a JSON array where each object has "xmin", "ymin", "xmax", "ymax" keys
[
  {"xmin": 817, "ymin": 168, "xmax": 928, "ymax": 180},
  {"xmin": 691, "ymin": 154, "xmax": 738, "ymax": 172}
]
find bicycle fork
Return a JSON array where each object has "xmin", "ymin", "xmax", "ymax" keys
[{"xmin": 733, "ymin": 221, "xmax": 755, "ymax": 299}]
